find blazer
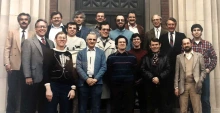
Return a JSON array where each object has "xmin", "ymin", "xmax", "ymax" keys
[
  {"xmin": 76, "ymin": 47, "xmax": 107, "ymax": 86},
  {"xmin": 125, "ymin": 23, "xmax": 145, "ymax": 40},
  {"xmin": 174, "ymin": 52, "xmax": 206, "ymax": 94},
  {"xmin": 143, "ymin": 28, "xmax": 167, "ymax": 50},
  {"xmin": 22, "ymin": 35, "xmax": 54, "ymax": 83},
  {"xmin": 4, "ymin": 29, "xmax": 35, "ymax": 70},
  {"xmin": 45, "ymin": 24, "xmax": 67, "ymax": 38},
  {"xmin": 79, "ymin": 25, "xmax": 91, "ymax": 41}
]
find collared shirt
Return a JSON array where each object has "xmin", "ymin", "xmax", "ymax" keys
[
  {"xmin": 168, "ymin": 31, "xmax": 176, "ymax": 45},
  {"xmin": 49, "ymin": 23, "xmax": 64, "ymax": 42},
  {"xmin": 192, "ymin": 38, "xmax": 217, "ymax": 71},
  {"xmin": 184, "ymin": 50, "xmax": 194, "ymax": 60},
  {"xmin": 154, "ymin": 26, "xmax": 161, "ymax": 39},
  {"xmin": 36, "ymin": 34, "xmax": 46, "ymax": 44},
  {"xmin": 79, "ymin": 25, "xmax": 82, "ymax": 31},
  {"xmin": 19, "ymin": 28, "xmax": 28, "ymax": 44},
  {"xmin": 87, "ymin": 47, "xmax": 96, "ymax": 77},
  {"xmin": 128, "ymin": 23, "xmax": 139, "ymax": 34}
]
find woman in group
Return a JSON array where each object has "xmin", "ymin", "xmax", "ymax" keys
[{"xmin": 44, "ymin": 31, "xmax": 77, "ymax": 113}]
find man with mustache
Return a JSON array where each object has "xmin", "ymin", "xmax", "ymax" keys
[
  {"xmin": 4, "ymin": 12, "xmax": 35, "ymax": 113},
  {"xmin": 109, "ymin": 14, "xmax": 133, "ymax": 50},
  {"xmin": 174, "ymin": 38, "xmax": 206, "ymax": 113},
  {"xmin": 90, "ymin": 11, "xmax": 106, "ymax": 37}
]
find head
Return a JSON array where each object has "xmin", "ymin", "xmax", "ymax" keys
[
  {"xmin": 95, "ymin": 12, "xmax": 106, "ymax": 23},
  {"xmin": 50, "ymin": 11, "xmax": 63, "ymax": 27},
  {"xmin": 130, "ymin": 33, "xmax": 141, "ymax": 48},
  {"xmin": 35, "ymin": 19, "xmax": 48, "ymax": 37},
  {"xmin": 73, "ymin": 11, "xmax": 86, "ymax": 25},
  {"xmin": 66, "ymin": 22, "xmax": 79, "ymax": 37},
  {"xmin": 166, "ymin": 17, "xmax": 177, "ymax": 32},
  {"xmin": 115, "ymin": 14, "xmax": 125, "ymax": 30},
  {"xmin": 115, "ymin": 35, "xmax": 128, "ymax": 51},
  {"xmin": 86, "ymin": 32, "xmax": 97, "ymax": 49},
  {"xmin": 17, "ymin": 13, "xmax": 31, "ymax": 29},
  {"xmin": 151, "ymin": 14, "xmax": 162, "ymax": 28},
  {"xmin": 127, "ymin": 11, "xmax": 136, "ymax": 26},
  {"xmin": 55, "ymin": 31, "xmax": 67, "ymax": 48},
  {"xmin": 149, "ymin": 38, "xmax": 161, "ymax": 53},
  {"xmin": 191, "ymin": 24, "xmax": 203, "ymax": 39},
  {"xmin": 182, "ymin": 38, "xmax": 192, "ymax": 53},
  {"xmin": 99, "ymin": 21, "xmax": 110, "ymax": 38}
]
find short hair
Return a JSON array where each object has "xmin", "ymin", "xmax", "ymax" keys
[
  {"xmin": 17, "ymin": 13, "xmax": 31, "ymax": 23},
  {"xmin": 166, "ymin": 17, "xmax": 177, "ymax": 25},
  {"xmin": 96, "ymin": 11, "xmax": 105, "ymax": 17},
  {"xmin": 115, "ymin": 35, "xmax": 128, "ymax": 46},
  {"xmin": 66, "ymin": 22, "xmax": 79, "ymax": 31},
  {"xmin": 191, "ymin": 24, "xmax": 203, "ymax": 32},
  {"xmin": 115, "ymin": 14, "xmax": 125, "ymax": 22},
  {"xmin": 151, "ymin": 14, "xmax": 162, "ymax": 22},
  {"xmin": 150, "ymin": 38, "xmax": 160, "ymax": 45},
  {"xmin": 127, "ymin": 10, "xmax": 136, "ymax": 17},
  {"xmin": 86, "ymin": 32, "xmax": 97, "ymax": 40},
  {"xmin": 35, "ymin": 19, "xmax": 48, "ymax": 28},
  {"xmin": 98, "ymin": 21, "xmax": 110, "ymax": 30},
  {"xmin": 130, "ymin": 33, "xmax": 141, "ymax": 42},
  {"xmin": 182, "ymin": 38, "xmax": 192, "ymax": 44},
  {"xmin": 50, "ymin": 11, "xmax": 63, "ymax": 19},
  {"xmin": 55, "ymin": 31, "xmax": 66, "ymax": 39},
  {"xmin": 72, "ymin": 11, "xmax": 86, "ymax": 20}
]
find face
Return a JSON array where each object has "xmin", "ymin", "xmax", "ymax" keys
[
  {"xmin": 55, "ymin": 34, "xmax": 67, "ymax": 48},
  {"xmin": 117, "ymin": 38, "xmax": 127, "ymax": 50},
  {"xmin": 74, "ymin": 14, "xmax": 84, "ymax": 25},
  {"xmin": 182, "ymin": 39, "xmax": 192, "ymax": 52},
  {"xmin": 192, "ymin": 28, "xmax": 202, "ymax": 39},
  {"xmin": 35, "ymin": 21, "xmax": 47, "ymax": 37},
  {"xmin": 149, "ymin": 41, "xmax": 161, "ymax": 53},
  {"xmin": 166, "ymin": 20, "xmax": 176, "ymax": 32},
  {"xmin": 19, "ymin": 15, "xmax": 30, "ymax": 29},
  {"xmin": 51, "ymin": 14, "xmax": 62, "ymax": 26},
  {"xmin": 86, "ymin": 34, "xmax": 97, "ymax": 48},
  {"xmin": 67, "ymin": 24, "xmax": 77, "ymax": 37},
  {"xmin": 99, "ymin": 25, "xmax": 110, "ymax": 38},
  {"xmin": 127, "ymin": 13, "xmax": 136, "ymax": 25},
  {"xmin": 95, "ymin": 13, "xmax": 106, "ymax": 23},
  {"xmin": 132, "ymin": 36, "xmax": 141, "ymax": 48},
  {"xmin": 116, "ymin": 15, "xmax": 125, "ymax": 29},
  {"xmin": 152, "ymin": 15, "xmax": 161, "ymax": 28}
]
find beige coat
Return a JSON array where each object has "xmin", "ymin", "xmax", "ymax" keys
[{"xmin": 174, "ymin": 52, "xmax": 206, "ymax": 94}]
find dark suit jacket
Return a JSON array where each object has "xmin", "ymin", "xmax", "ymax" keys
[
  {"xmin": 78, "ymin": 25, "xmax": 91, "ymax": 41},
  {"xmin": 159, "ymin": 32, "xmax": 186, "ymax": 81},
  {"xmin": 143, "ymin": 28, "xmax": 167, "ymax": 50},
  {"xmin": 45, "ymin": 24, "xmax": 67, "ymax": 38}
]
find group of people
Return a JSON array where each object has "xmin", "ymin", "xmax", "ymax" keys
[{"xmin": 4, "ymin": 10, "xmax": 217, "ymax": 113}]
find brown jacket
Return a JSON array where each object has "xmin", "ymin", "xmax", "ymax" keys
[{"xmin": 125, "ymin": 23, "xmax": 145, "ymax": 39}]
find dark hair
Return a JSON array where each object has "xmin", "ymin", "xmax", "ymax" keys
[
  {"xmin": 182, "ymin": 38, "xmax": 192, "ymax": 44},
  {"xmin": 66, "ymin": 22, "xmax": 79, "ymax": 31},
  {"xmin": 55, "ymin": 31, "xmax": 66, "ymax": 39},
  {"xmin": 98, "ymin": 21, "xmax": 110, "ymax": 30},
  {"xmin": 50, "ymin": 11, "xmax": 62, "ymax": 19},
  {"xmin": 166, "ymin": 17, "xmax": 177, "ymax": 25},
  {"xmin": 127, "ymin": 10, "xmax": 136, "ymax": 17},
  {"xmin": 96, "ymin": 11, "xmax": 105, "ymax": 17},
  {"xmin": 115, "ymin": 35, "xmax": 128, "ymax": 46},
  {"xmin": 191, "ymin": 24, "xmax": 203, "ymax": 32},
  {"xmin": 150, "ymin": 38, "xmax": 160, "ymax": 45},
  {"xmin": 35, "ymin": 19, "xmax": 48, "ymax": 28},
  {"xmin": 130, "ymin": 33, "xmax": 141, "ymax": 42},
  {"xmin": 115, "ymin": 14, "xmax": 125, "ymax": 22},
  {"xmin": 72, "ymin": 10, "xmax": 86, "ymax": 20},
  {"xmin": 17, "ymin": 13, "xmax": 31, "ymax": 23}
]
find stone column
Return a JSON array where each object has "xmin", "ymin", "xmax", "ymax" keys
[
  {"xmin": 0, "ymin": 0, "xmax": 50, "ymax": 112},
  {"xmin": 169, "ymin": 0, "xmax": 220, "ymax": 113},
  {"xmin": 58, "ymin": 0, "xmax": 75, "ymax": 24}
]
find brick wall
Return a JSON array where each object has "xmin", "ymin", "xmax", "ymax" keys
[
  {"xmin": 161, "ymin": 0, "xmax": 169, "ymax": 27},
  {"xmin": 50, "ymin": 0, "xmax": 58, "ymax": 17}
]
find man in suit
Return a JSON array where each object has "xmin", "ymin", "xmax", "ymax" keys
[
  {"xmin": 159, "ymin": 17, "xmax": 186, "ymax": 112},
  {"xmin": 21, "ymin": 19, "xmax": 54, "ymax": 113},
  {"xmin": 143, "ymin": 14, "xmax": 167, "ymax": 50},
  {"xmin": 76, "ymin": 32, "xmax": 107, "ymax": 113},
  {"xmin": 73, "ymin": 10, "xmax": 91, "ymax": 41},
  {"xmin": 4, "ymin": 12, "xmax": 35, "ymax": 113},
  {"xmin": 174, "ymin": 38, "xmax": 206, "ymax": 113},
  {"xmin": 45, "ymin": 11, "xmax": 66, "ymax": 44}
]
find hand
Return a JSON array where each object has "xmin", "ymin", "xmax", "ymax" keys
[
  {"xmin": 68, "ymin": 90, "xmax": 75, "ymax": 100},
  {"xmin": 206, "ymin": 69, "xmax": 210, "ymax": 73},
  {"xmin": 46, "ymin": 89, "xmax": 53, "ymax": 102},
  {"xmin": 26, "ymin": 78, "xmax": 33, "ymax": 85},
  {"xmin": 86, "ymin": 78, "xmax": 93, "ymax": 86},
  {"xmin": 5, "ymin": 64, "xmax": 12, "ymax": 74},
  {"xmin": 174, "ymin": 88, "xmax": 179, "ymax": 96},
  {"xmin": 152, "ymin": 77, "xmax": 159, "ymax": 84}
]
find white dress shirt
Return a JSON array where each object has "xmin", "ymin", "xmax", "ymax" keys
[
  {"xmin": 128, "ymin": 23, "xmax": 139, "ymax": 34},
  {"xmin": 87, "ymin": 47, "xmax": 96, "ymax": 77},
  {"xmin": 49, "ymin": 23, "xmax": 64, "ymax": 43},
  {"xmin": 36, "ymin": 35, "xmax": 46, "ymax": 44},
  {"xmin": 154, "ymin": 26, "xmax": 161, "ymax": 39},
  {"xmin": 168, "ymin": 31, "xmax": 176, "ymax": 45},
  {"xmin": 184, "ymin": 50, "xmax": 194, "ymax": 60}
]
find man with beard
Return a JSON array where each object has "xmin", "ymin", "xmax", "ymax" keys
[
  {"xmin": 174, "ymin": 38, "xmax": 206, "ymax": 113},
  {"xmin": 191, "ymin": 24, "xmax": 217, "ymax": 113},
  {"xmin": 109, "ymin": 14, "xmax": 133, "ymax": 50},
  {"xmin": 73, "ymin": 11, "xmax": 91, "ymax": 41},
  {"xmin": 90, "ymin": 11, "xmax": 106, "ymax": 37}
]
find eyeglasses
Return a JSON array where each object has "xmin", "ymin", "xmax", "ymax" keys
[
  {"xmin": 36, "ymin": 26, "xmax": 47, "ymax": 29},
  {"xmin": 101, "ymin": 29, "xmax": 110, "ymax": 31},
  {"xmin": 88, "ymin": 39, "xmax": 97, "ymax": 41},
  {"xmin": 152, "ymin": 19, "xmax": 160, "ymax": 21},
  {"xmin": 116, "ymin": 19, "xmax": 125, "ymax": 22}
]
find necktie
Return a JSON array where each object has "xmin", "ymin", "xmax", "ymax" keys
[
  {"xmin": 21, "ymin": 30, "xmax": 25, "ymax": 43},
  {"xmin": 152, "ymin": 52, "xmax": 159, "ymax": 66},
  {"xmin": 156, "ymin": 28, "xmax": 159, "ymax": 39},
  {"xmin": 41, "ymin": 37, "xmax": 46, "ymax": 45},
  {"xmin": 170, "ymin": 32, "xmax": 173, "ymax": 47}
]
